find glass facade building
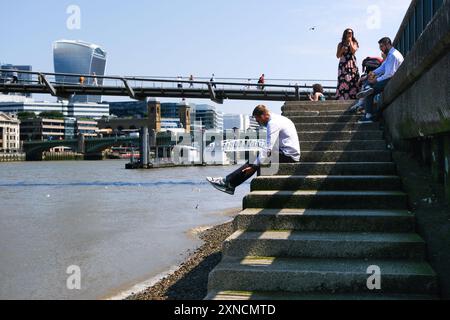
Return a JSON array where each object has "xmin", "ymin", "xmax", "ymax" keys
[
  {"xmin": 191, "ymin": 104, "xmax": 223, "ymax": 130},
  {"xmin": 53, "ymin": 40, "xmax": 107, "ymax": 103},
  {"xmin": 1, "ymin": 64, "xmax": 33, "ymax": 97}
]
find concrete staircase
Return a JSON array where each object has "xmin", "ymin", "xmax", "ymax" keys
[{"xmin": 206, "ymin": 100, "xmax": 439, "ymax": 300}]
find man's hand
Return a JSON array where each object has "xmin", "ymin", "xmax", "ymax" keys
[
  {"xmin": 368, "ymin": 72, "xmax": 377, "ymax": 84},
  {"xmin": 368, "ymin": 77, "xmax": 377, "ymax": 84}
]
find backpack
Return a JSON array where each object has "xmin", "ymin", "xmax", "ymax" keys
[{"xmin": 362, "ymin": 57, "xmax": 383, "ymax": 73}]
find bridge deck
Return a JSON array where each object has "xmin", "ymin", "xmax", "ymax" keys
[{"xmin": 0, "ymin": 83, "xmax": 323, "ymax": 102}]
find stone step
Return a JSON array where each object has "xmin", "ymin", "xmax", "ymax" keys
[
  {"xmin": 205, "ymin": 290, "xmax": 439, "ymax": 300},
  {"xmin": 275, "ymin": 162, "xmax": 397, "ymax": 176},
  {"xmin": 284, "ymin": 110, "xmax": 356, "ymax": 117},
  {"xmin": 300, "ymin": 151, "xmax": 392, "ymax": 162},
  {"xmin": 207, "ymin": 257, "xmax": 438, "ymax": 295},
  {"xmin": 296, "ymin": 122, "xmax": 380, "ymax": 131},
  {"xmin": 222, "ymin": 230, "xmax": 426, "ymax": 260},
  {"xmin": 233, "ymin": 209, "xmax": 415, "ymax": 233},
  {"xmin": 283, "ymin": 101, "xmax": 356, "ymax": 112},
  {"xmin": 299, "ymin": 131, "xmax": 383, "ymax": 141},
  {"xmin": 300, "ymin": 140, "xmax": 387, "ymax": 151},
  {"xmin": 251, "ymin": 175, "xmax": 402, "ymax": 191},
  {"xmin": 243, "ymin": 191, "xmax": 408, "ymax": 210},
  {"xmin": 290, "ymin": 115, "xmax": 361, "ymax": 123}
]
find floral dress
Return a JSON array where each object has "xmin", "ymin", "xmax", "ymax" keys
[{"xmin": 336, "ymin": 44, "xmax": 360, "ymax": 100}]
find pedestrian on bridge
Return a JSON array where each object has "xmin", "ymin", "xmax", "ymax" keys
[
  {"xmin": 258, "ymin": 74, "xmax": 265, "ymax": 90},
  {"xmin": 92, "ymin": 72, "xmax": 98, "ymax": 86},
  {"xmin": 11, "ymin": 69, "xmax": 19, "ymax": 84},
  {"xmin": 210, "ymin": 74, "xmax": 216, "ymax": 88},
  {"xmin": 245, "ymin": 78, "xmax": 252, "ymax": 90},
  {"xmin": 206, "ymin": 105, "xmax": 300, "ymax": 195},
  {"xmin": 189, "ymin": 75, "xmax": 194, "ymax": 88}
]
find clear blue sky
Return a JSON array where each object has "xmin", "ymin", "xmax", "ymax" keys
[{"xmin": 0, "ymin": 0, "xmax": 411, "ymax": 114}]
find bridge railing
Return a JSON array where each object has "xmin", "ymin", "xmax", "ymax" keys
[
  {"xmin": 394, "ymin": 0, "xmax": 445, "ymax": 57},
  {"xmin": 0, "ymin": 68, "xmax": 337, "ymax": 96}
]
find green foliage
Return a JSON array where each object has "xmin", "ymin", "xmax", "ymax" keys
[
  {"xmin": 17, "ymin": 111, "xmax": 37, "ymax": 120},
  {"xmin": 39, "ymin": 111, "xmax": 64, "ymax": 119}
]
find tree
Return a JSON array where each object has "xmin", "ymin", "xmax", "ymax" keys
[
  {"xmin": 17, "ymin": 111, "xmax": 37, "ymax": 120},
  {"xmin": 39, "ymin": 111, "xmax": 64, "ymax": 119}
]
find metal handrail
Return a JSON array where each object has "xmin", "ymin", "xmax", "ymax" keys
[{"xmin": 0, "ymin": 69, "xmax": 335, "ymax": 90}]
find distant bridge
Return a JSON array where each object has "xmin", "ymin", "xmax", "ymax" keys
[
  {"xmin": 0, "ymin": 69, "xmax": 336, "ymax": 104},
  {"xmin": 23, "ymin": 136, "xmax": 139, "ymax": 161}
]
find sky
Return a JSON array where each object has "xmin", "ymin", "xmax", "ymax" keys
[{"xmin": 0, "ymin": 0, "xmax": 411, "ymax": 115}]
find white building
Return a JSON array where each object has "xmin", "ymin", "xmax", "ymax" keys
[
  {"xmin": 0, "ymin": 95, "xmax": 109, "ymax": 119},
  {"xmin": 223, "ymin": 113, "xmax": 259, "ymax": 131},
  {"xmin": 191, "ymin": 104, "xmax": 223, "ymax": 130},
  {"xmin": 0, "ymin": 112, "xmax": 20, "ymax": 151}
]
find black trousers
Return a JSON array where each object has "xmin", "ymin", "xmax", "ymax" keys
[{"xmin": 226, "ymin": 153, "xmax": 298, "ymax": 188}]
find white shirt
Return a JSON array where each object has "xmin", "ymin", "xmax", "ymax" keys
[
  {"xmin": 374, "ymin": 47, "xmax": 404, "ymax": 82},
  {"xmin": 255, "ymin": 113, "xmax": 301, "ymax": 165}
]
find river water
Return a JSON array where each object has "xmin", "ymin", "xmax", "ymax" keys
[{"xmin": 0, "ymin": 160, "xmax": 249, "ymax": 300}]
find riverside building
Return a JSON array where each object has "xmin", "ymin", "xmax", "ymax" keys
[
  {"xmin": 0, "ymin": 112, "xmax": 20, "ymax": 151},
  {"xmin": 20, "ymin": 118, "xmax": 98, "ymax": 141},
  {"xmin": 0, "ymin": 95, "xmax": 109, "ymax": 119}
]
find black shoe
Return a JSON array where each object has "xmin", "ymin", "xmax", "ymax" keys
[{"xmin": 206, "ymin": 177, "xmax": 235, "ymax": 195}]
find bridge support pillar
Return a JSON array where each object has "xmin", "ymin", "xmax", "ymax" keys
[
  {"xmin": 84, "ymin": 152, "xmax": 104, "ymax": 160},
  {"xmin": 443, "ymin": 134, "xmax": 450, "ymax": 203},
  {"xmin": 26, "ymin": 152, "xmax": 43, "ymax": 161},
  {"xmin": 78, "ymin": 134, "xmax": 85, "ymax": 154},
  {"xmin": 140, "ymin": 127, "xmax": 149, "ymax": 168}
]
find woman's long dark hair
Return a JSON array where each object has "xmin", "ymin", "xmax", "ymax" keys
[{"xmin": 341, "ymin": 28, "xmax": 358, "ymax": 46}]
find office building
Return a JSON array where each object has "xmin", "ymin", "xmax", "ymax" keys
[
  {"xmin": 76, "ymin": 119, "xmax": 98, "ymax": 137},
  {"xmin": 108, "ymin": 100, "xmax": 147, "ymax": 118},
  {"xmin": 20, "ymin": 118, "xmax": 66, "ymax": 141},
  {"xmin": 53, "ymin": 40, "xmax": 107, "ymax": 103},
  {"xmin": 0, "ymin": 64, "xmax": 33, "ymax": 97},
  {"xmin": 20, "ymin": 117, "xmax": 98, "ymax": 141},
  {"xmin": 223, "ymin": 113, "xmax": 259, "ymax": 131},
  {"xmin": 191, "ymin": 104, "xmax": 223, "ymax": 130},
  {"xmin": 0, "ymin": 96, "xmax": 109, "ymax": 119}
]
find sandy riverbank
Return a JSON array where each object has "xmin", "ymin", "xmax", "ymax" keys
[
  {"xmin": 125, "ymin": 219, "xmax": 235, "ymax": 300},
  {"xmin": 120, "ymin": 206, "xmax": 241, "ymax": 300}
]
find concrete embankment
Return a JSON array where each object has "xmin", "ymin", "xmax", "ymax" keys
[{"xmin": 0, "ymin": 152, "xmax": 25, "ymax": 162}]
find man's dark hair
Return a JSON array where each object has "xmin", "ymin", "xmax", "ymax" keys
[
  {"xmin": 252, "ymin": 105, "xmax": 269, "ymax": 117},
  {"xmin": 378, "ymin": 37, "xmax": 392, "ymax": 46}
]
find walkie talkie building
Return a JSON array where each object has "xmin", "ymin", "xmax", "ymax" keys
[{"xmin": 53, "ymin": 40, "xmax": 107, "ymax": 103}]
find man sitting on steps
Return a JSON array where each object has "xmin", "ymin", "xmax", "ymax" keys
[
  {"xmin": 357, "ymin": 37, "xmax": 404, "ymax": 124},
  {"xmin": 206, "ymin": 104, "xmax": 301, "ymax": 195}
]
